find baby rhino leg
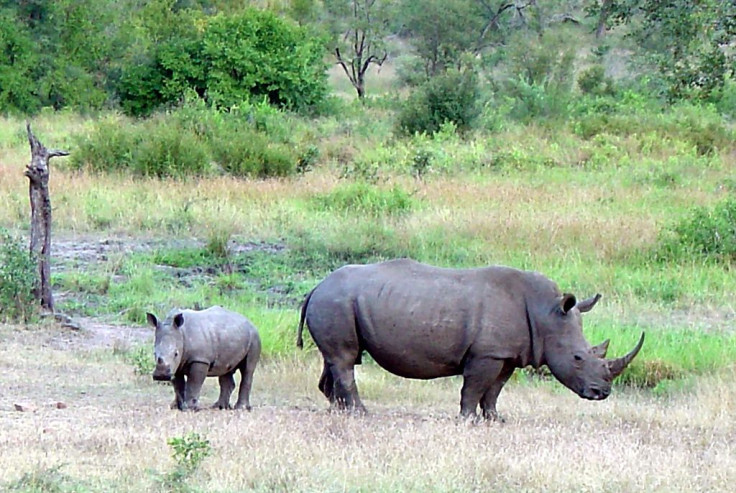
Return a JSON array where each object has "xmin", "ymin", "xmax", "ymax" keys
[{"xmin": 213, "ymin": 372, "xmax": 236, "ymax": 409}]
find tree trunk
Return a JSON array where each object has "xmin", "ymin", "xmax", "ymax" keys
[
  {"xmin": 24, "ymin": 123, "xmax": 69, "ymax": 312},
  {"xmin": 596, "ymin": 0, "xmax": 613, "ymax": 38}
]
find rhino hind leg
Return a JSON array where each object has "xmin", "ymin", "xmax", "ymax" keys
[
  {"xmin": 318, "ymin": 361, "xmax": 334, "ymax": 401},
  {"xmin": 234, "ymin": 345, "xmax": 261, "ymax": 411},
  {"xmin": 213, "ymin": 373, "xmax": 236, "ymax": 409},
  {"xmin": 459, "ymin": 357, "xmax": 506, "ymax": 419},
  {"xmin": 480, "ymin": 362, "xmax": 516, "ymax": 422},
  {"xmin": 330, "ymin": 363, "xmax": 365, "ymax": 413}
]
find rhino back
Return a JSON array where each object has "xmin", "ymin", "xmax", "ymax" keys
[
  {"xmin": 179, "ymin": 306, "xmax": 256, "ymax": 375},
  {"xmin": 307, "ymin": 259, "xmax": 549, "ymax": 378}
]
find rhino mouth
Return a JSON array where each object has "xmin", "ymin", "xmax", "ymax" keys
[
  {"xmin": 580, "ymin": 386, "xmax": 610, "ymax": 401},
  {"xmin": 152, "ymin": 372, "xmax": 173, "ymax": 382}
]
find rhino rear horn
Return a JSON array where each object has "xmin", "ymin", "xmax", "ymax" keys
[
  {"xmin": 591, "ymin": 339, "xmax": 610, "ymax": 358},
  {"xmin": 608, "ymin": 332, "xmax": 645, "ymax": 378}
]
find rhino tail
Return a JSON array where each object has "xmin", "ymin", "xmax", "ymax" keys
[{"xmin": 297, "ymin": 288, "xmax": 315, "ymax": 349}]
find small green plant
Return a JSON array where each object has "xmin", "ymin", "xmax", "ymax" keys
[
  {"xmin": 0, "ymin": 229, "xmax": 38, "ymax": 323},
  {"xmin": 5, "ymin": 464, "xmax": 84, "ymax": 492},
  {"xmin": 160, "ymin": 432, "xmax": 212, "ymax": 492},
  {"xmin": 126, "ymin": 345, "xmax": 154, "ymax": 376}
]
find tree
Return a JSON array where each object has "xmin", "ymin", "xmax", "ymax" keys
[
  {"xmin": 587, "ymin": 0, "xmax": 736, "ymax": 101},
  {"xmin": 24, "ymin": 123, "xmax": 69, "ymax": 312},
  {"xmin": 325, "ymin": 0, "xmax": 390, "ymax": 100}
]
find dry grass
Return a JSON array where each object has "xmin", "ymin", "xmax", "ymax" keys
[{"xmin": 2, "ymin": 323, "xmax": 735, "ymax": 492}]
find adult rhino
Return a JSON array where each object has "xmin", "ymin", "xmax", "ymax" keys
[
  {"xmin": 148, "ymin": 306, "xmax": 261, "ymax": 411},
  {"xmin": 297, "ymin": 259, "xmax": 644, "ymax": 420}
]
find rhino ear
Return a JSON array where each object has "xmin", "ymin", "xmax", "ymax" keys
[
  {"xmin": 560, "ymin": 293, "xmax": 577, "ymax": 315},
  {"xmin": 173, "ymin": 313, "xmax": 184, "ymax": 329},
  {"xmin": 146, "ymin": 312, "xmax": 158, "ymax": 329}
]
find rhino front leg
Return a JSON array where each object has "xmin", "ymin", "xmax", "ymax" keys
[
  {"xmin": 213, "ymin": 373, "xmax": 235, "ymax": 409},
  {"xmin": 172, "ymin": 374, "xmax": 187, "ymax": 410},
  {"xmin": 480, "ymin": 362, "xmax": 516, "ymax": 422},
  {"xmin": 460, "ymin": 357, "xmax": 504, "ymax": 419},
  {"xmin": 183, "ymin": 362, "xmax": 208, "ymax": 411}
]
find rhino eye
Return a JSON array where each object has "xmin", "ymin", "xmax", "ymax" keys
[
  {"xmin": 574, "ymin": 354, "xmax": 583, "ymax": 361},
  {"xmin": 175, "ymin": 351, "xmax": 180, "ymax": 358}
]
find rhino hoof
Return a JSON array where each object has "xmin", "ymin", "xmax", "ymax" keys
[
  {"xmin": 212, "ymin": 402, "xmax": 232, "ymax": 410},
  {"xmin": 234, "ymin": 404, "xmax": 252, "ymax": 411}
]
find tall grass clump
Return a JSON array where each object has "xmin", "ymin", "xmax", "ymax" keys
[
  {"xmin": 70, "ymin": 114, "xmax": 211, "ymax": 178},
  {"xmin": 70, "ymin": 100, "xmax": 304, "ymax": 178},
  {"xmin": 656, "ymin": 198, "xmax": 736, "ymax": 262},
  {"xmin": 312, "ymin": 182, "xmax": 416, "ymax": 217},
  {"xmin": 0, "ymin": 229, "xmax": 37, "ymax": 323}
]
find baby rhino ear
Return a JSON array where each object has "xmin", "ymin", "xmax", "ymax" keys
[
  {"xmin": 146, "ymin": 313, "xmax": 158, "ymax": 329},
  {"xmin": 173, "ymin": 313, "xmax": 184, "ymax": 329}
]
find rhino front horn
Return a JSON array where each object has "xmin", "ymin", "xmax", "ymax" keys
[{"xmin": 608, "ymin": 332, "xmax": 645, "ymax": 378}]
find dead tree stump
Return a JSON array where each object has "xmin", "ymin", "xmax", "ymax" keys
[{"xmin": 24, "ymin": 123, "xmax": 69, "ymax": 312}]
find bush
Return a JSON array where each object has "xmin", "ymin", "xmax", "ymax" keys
[
  {"xmin": 656, "ymin": 198, "xmax": 736, "ymax": 261},
  {"xmin": 71, "ymin": 115, "xmax": 211, "ymax": 178},
  {"xmin": 71, "ymin": 103, "xmax": 300, "ymax": 178},
  {"xmin": 396, "ymin": 70, "xmax": 480, "ymax": 136},
  {"xmin": 577, "ymin": 65, "xmax": 616, "ymax": 96},
  {"xmin": 117, "ymin": 8, "xmax": 329, "ymax": 116},
  {"xmin": 0, "ymin": 229, "xmax": 37, "ymax": 323}
]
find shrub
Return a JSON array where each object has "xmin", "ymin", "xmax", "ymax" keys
[
  {"xmin": 396, "ymin": 70, "xmax": 480, "ymax": 136},
  {"xmin": 577, "ymin": 65, "xmax": 615, "ymax": 96},
  {"xmin": 71, "ymin": 104, "xmax": 300, "ymax": 178},
  {"xmin": 0, "ymin": 229, "xmax": 37, "ymax": 323},
  {"xmin": 656, "ymin": 198, "xmax": 736, "ymax": 262}
]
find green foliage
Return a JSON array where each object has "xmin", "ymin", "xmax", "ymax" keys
[
  {"xmin": 571, "ymin": 100, "xmax": 735, "ymax": 155},
  {"xmin": 0, "ymin": 229, "xmax": 37, "ymax": 323},
  {"xmin": 202, "ymin": 9, "xmax": 328, "ymax": 111},
  {"xmin": 4, "ymin": 464, "xmax": 87, "ymax": 492},
  {"xmin": 70, "ymin": 102, "xmax": 302, "ymax": 178},
  {"xmin": 502, "ymin": 29, "xmax": 576, "ymax": 121},
  {"xmin": 126, "ymin": 345, "xmax": 155, "ymax": 376},
  {"xmin": 71, "ymin": 115, "xmax": 211, "ymax": 178},
  {"xmin": 577, "ymin": 65, "xmax": 616, "ymax": 96},
  {"xmin": 313, "ymin": 182, "xmax": 415, "ymax": 217},
  {"xmin": 0, "ymin": 9, "xmax": 40, "ymax": 114},
  {"xmin": 599, "ymin": 0, "xmax": 736, "ymax": 102},
  {"xmin": 396, "ymin": 70, "xmax": 480, "ymax": 136},
  {"xmin": 400, "ymin": 0, "xmax": 485, "ymax": 77},
  {"xmin": 657, "ymin": 199, "xmax": 736, "ymax": 262},
  {"xmin": 160, "ymin": 432, "xmax": 212, "ymax": 492}
]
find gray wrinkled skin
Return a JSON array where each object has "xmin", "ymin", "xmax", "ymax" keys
[
  {"xmin": 148, "ymin": 306, "xmax": 261, "ymax": 411},
  {"xmin": 297, "ymin": 259, "xmax": 644, "ymax": 420}
]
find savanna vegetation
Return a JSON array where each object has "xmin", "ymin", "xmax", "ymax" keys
[{"xmin": 1, "ymin": 0, "xmax": 735, "ymax": 491}]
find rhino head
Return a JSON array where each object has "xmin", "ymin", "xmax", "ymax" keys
[
  {"xmin": 147, "ymin": 311, "xmax": 185, "ymax": 382},
  {"xmin": 539, "ymin": 293, "xmax": 645, "ymax": 400}
]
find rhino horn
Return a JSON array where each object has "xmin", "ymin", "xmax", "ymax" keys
[
  {"xmin": 591, "ymin": 339, "xmax": 610, "ymax": 358},
  {"xmin": 608, "ymin": 332, "xmax": 645, "ymax": 378}
]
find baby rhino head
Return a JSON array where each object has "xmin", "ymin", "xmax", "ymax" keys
[{"xmin": 147, "ymin": 311, "xmax": 185, "ymax": 381}]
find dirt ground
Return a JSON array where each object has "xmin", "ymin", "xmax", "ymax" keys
[{"xmin": 2, "ymin": 318, "xmax": 736, "ymax": 492}]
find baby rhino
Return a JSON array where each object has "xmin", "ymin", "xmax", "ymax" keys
[{"xmin": 147, "ymin": 306, "xmax": 261, "ymax": 411}]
